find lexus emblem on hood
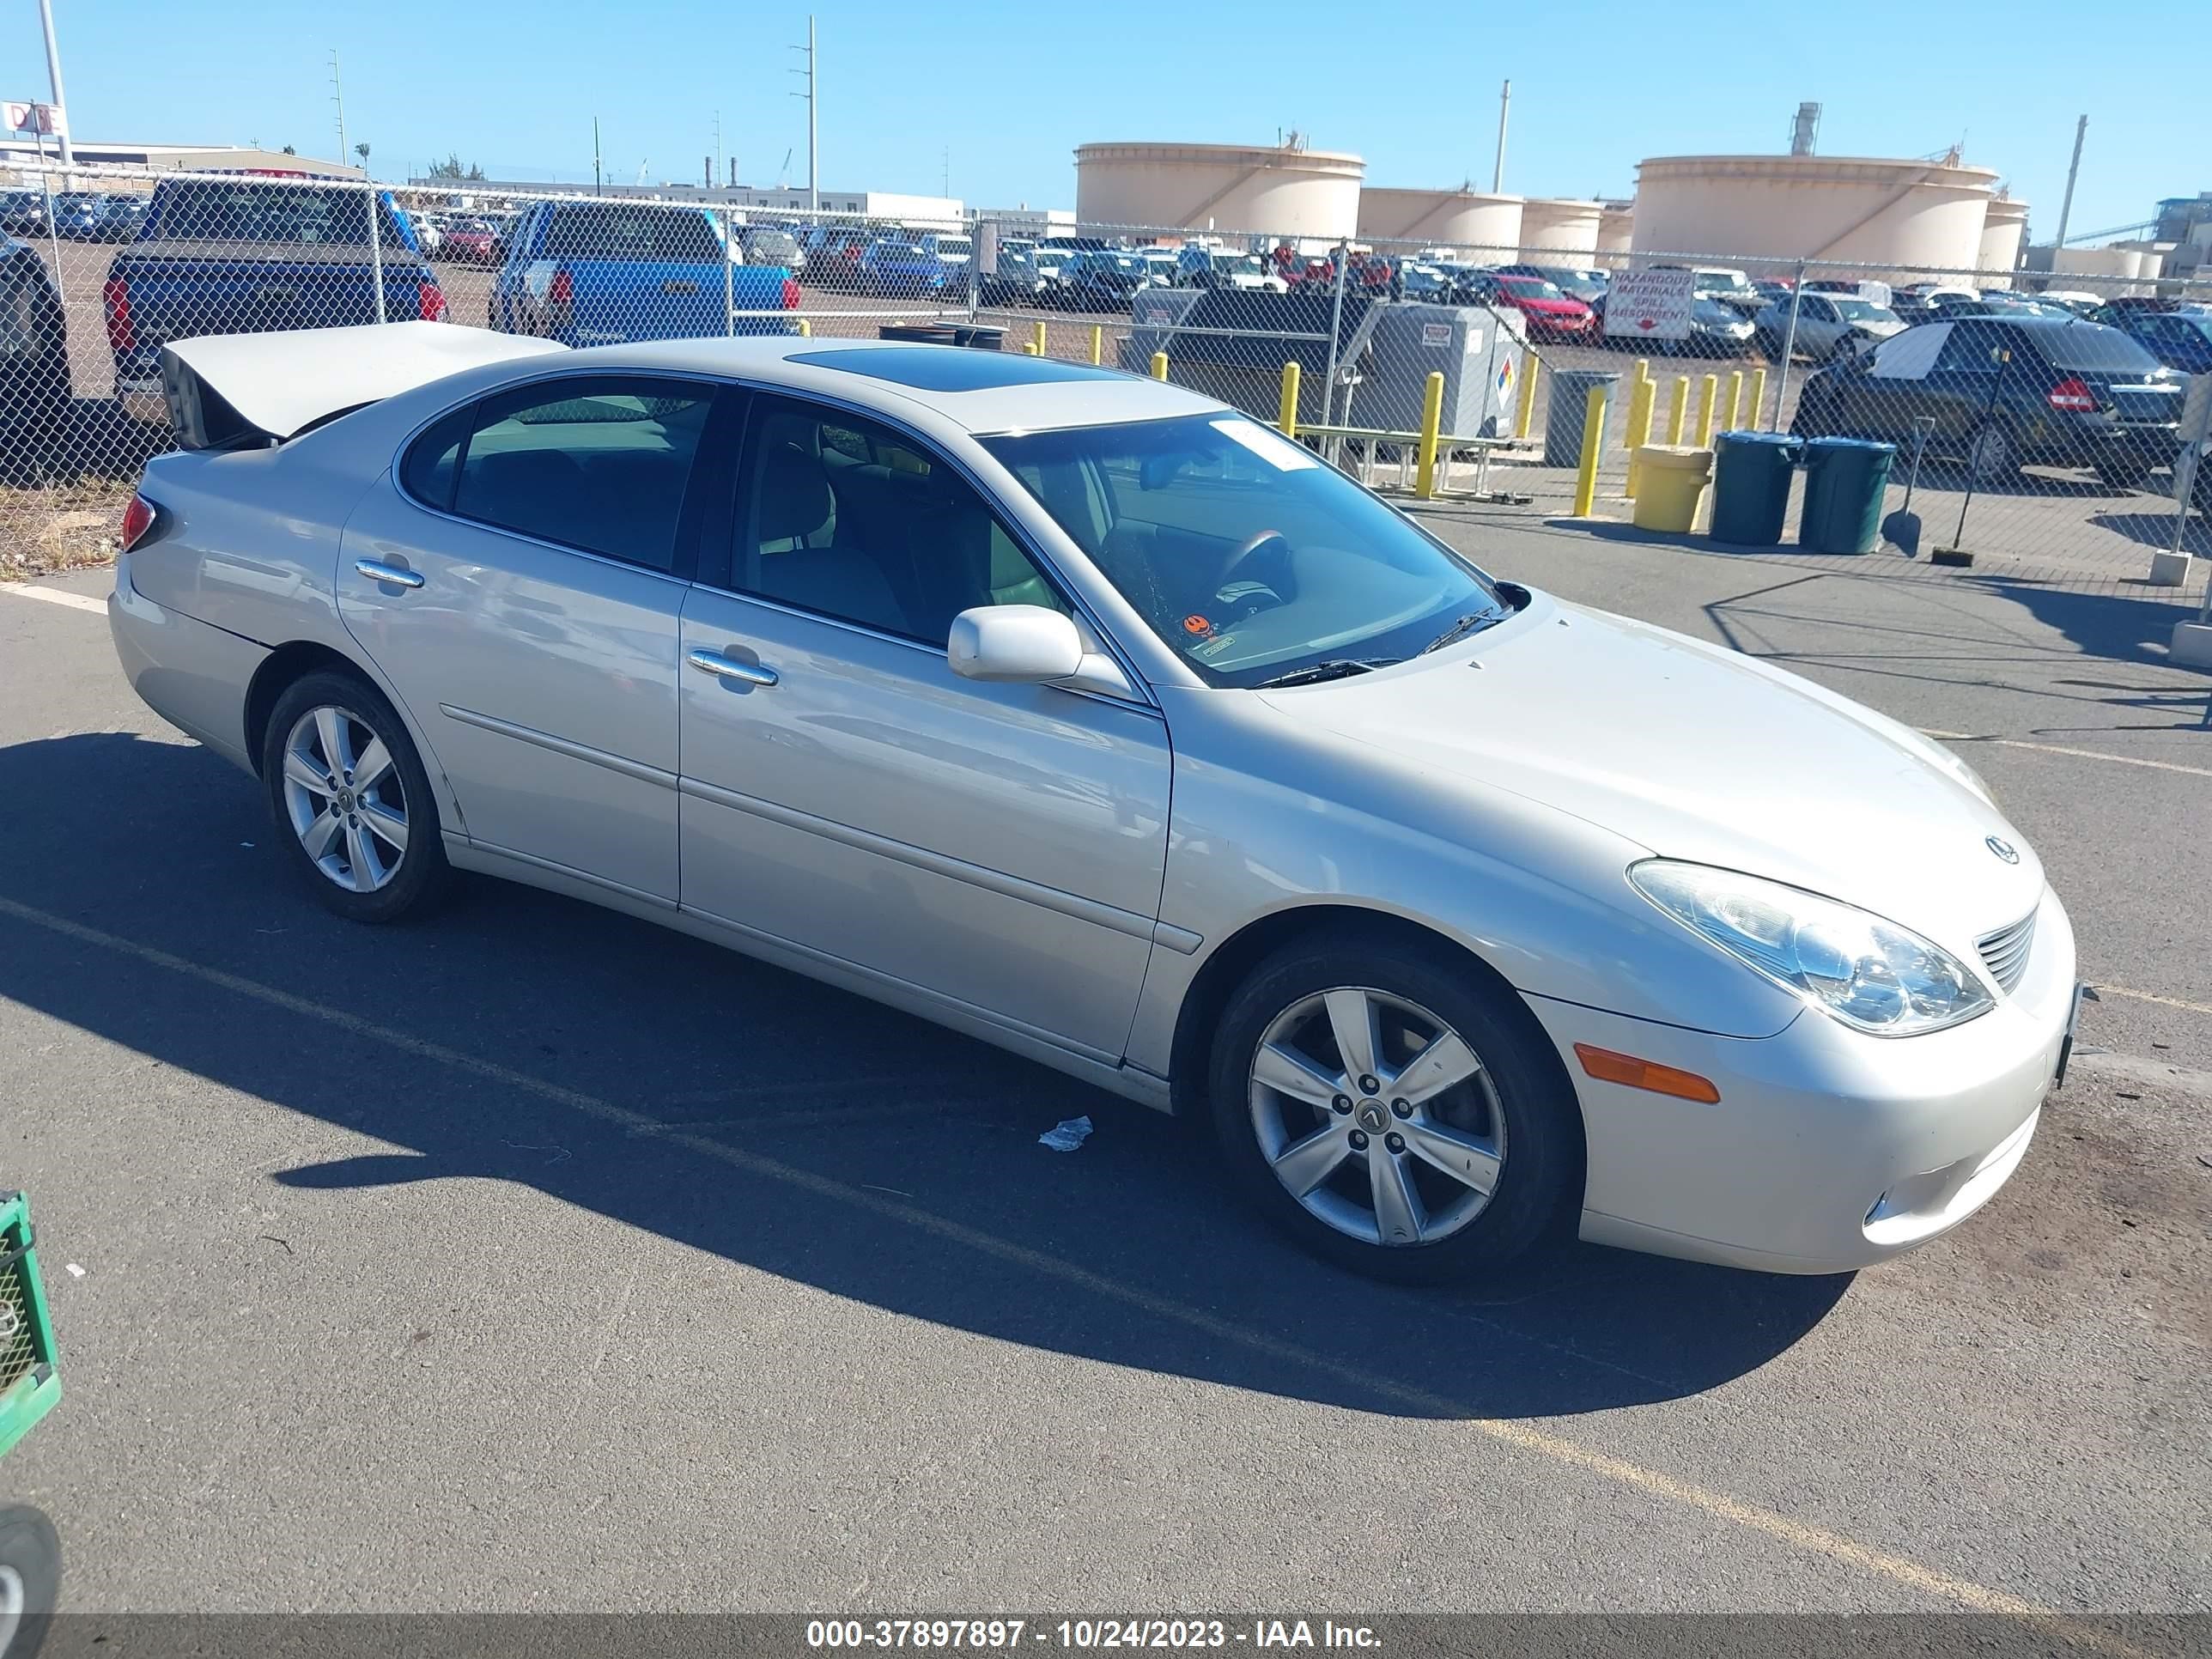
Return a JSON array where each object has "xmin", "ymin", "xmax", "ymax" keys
[{"xmin": 1986, "ymin": 835, "xmax": 2020, "ymax": 865}]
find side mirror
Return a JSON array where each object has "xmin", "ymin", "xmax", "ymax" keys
[{"xmin": 948, "ymin": 605, "xmax": 1085, "ymax": 684}]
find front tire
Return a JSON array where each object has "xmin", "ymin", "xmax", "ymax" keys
[
  {"xmin": 0, "ymin": 1505, "xmax": 60, "ymax": 1659},
  {"xmin": 260, "ymin": 669, "xmax": 452, "ymax": 924},
  {"xmin": 1966, "ymin": 420, "xmax": 2017, "ymax": 485},
  {"xmin": 1206, "ymin": 928, "xmax": 1579, "ymax": 1285}
]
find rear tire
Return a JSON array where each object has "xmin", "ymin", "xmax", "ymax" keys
[
  {"xmin": 1966, "ymin": 421, "xmax": 2017, "ymax": 485},
  {"xmin": 0, "ymin": 1505, "xmax": 60, "ymax": 1659},
  {"xmin": 260, "ymin": 669, "xmax": 453, "ymax": 925},
  {"xmin": 1206, "ymin": 927, "xmax": 1580, "ymax": 1285}
]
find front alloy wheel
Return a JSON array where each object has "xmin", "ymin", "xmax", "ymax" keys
[{"xmin": 1249, "ymin": 987, "xmax": 1505, "ymax": 1248}]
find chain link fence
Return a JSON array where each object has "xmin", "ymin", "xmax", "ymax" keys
[{"xmin": 3, "ymin": 161, "xmax": 2208, "ymax": 607}]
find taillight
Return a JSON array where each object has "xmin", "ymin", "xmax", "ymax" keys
[
  {"xmin": 781, "ymin": 276, "xmax": 801, "ymax": 309},
  {"xmin": 416, "ymin": 279, "xmax": 447, "ymax": 322},
  {"xmin": 103, "ymin": 275, "xmax": 136, "ymax": 354},
  {"xmin": 119, "ymin": 493, "xmax": 157, "ymax": 553},
  {"xmin": 548, "ymin": 266, "xmax": 574, "ymax": 307},
  {"xmin": 2047, "ymin": 376, "xmax": 2097, "ymax": 413}
]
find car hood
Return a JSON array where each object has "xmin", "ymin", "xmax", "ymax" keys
[{"xmin": 1257, "ymin": 594, "xmax": 2043, "ymax": 954}]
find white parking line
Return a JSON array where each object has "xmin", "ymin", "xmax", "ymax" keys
[
  {"xmin": 1922, "ymin": 728, "xmax": 2212, "ymax": 780},
  {"xmin": 2098, "ymin": 984, "xmax": 2212, "ymax": 1019},
  {"xmin": 0, "ymin": 888, "xmax": 2161, "ymax": 1654},
  {"xmin": 0, "ymin": 582, "xmax": 109, "ymax": 616}
]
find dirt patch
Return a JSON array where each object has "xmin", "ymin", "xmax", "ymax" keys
[{"xmin": 0, "ymin": 476, "xmax": 130, "ymax": 580}]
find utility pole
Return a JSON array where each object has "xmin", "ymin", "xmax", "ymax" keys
[
  {"xmin": 1492, "ymin": 79, "xmax": 1510, "ymax": 194},
  {"xmin": 790, "ymin": 17, "xmax": 817, "ymax": 214},
  {"xmin": 2053, "ymin": 114, "xmax": 2088, "ymax": 250},
  {"xmin": 593, "ymin": 116, "xmax": 602, "ymax": 193},
  {"xmin": 329, "ymin": 51, "xmax": 347, "ymax": 167},
  {"xmin": 35, "ymin": 0, "xmax": 72, "ymax": 166}
]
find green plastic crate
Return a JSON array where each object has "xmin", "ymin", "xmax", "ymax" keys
[{"xmin": 0, "ymin": 1191, "xmax": 61, "ymax": 1460}]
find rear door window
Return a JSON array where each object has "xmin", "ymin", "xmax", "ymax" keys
[{"xmin": 430, "ymin": 376, "xmax": 718, "ymax": 572}]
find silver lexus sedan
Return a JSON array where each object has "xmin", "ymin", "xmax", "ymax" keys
[{"xmin": 108, "ymin": 324, "xmax": 2080, "ymax": 1284}]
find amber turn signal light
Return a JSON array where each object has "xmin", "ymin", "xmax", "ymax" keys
[{"xmin": 1572, "ymin": 1043, "xmax": 1721, "ymax": 1103}]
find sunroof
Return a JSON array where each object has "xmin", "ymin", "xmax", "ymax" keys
[{"xmin": 787, "ymin": 346, "xmax": 1127, "ymax": 392}]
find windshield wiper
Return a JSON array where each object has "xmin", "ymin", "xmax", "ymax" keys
[
  {"xmin": 1419, "ymin": 608, "xmax": 1507, "ymax": 654},
  {"xmin": 1250, "ymin": 659, "xmax": 1389, "ymax": 689}
]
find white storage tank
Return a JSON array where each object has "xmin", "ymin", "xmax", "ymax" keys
[
  {"xmin": 1978, "ymin": 197, "xmax": 2029, "ymax": 283},
  {"xmin": 1075, "ymin": 141, "xmax": 1363, "ymax": 241},
  {"xmin": 2048, "ymin": 244, "xmax": 2166, "ymax": 296},
  {"xmin": 1520, "ymin": 198, "xmax": 1603, "ymax": 259},
  {"xmin": 1631, "ymin": 155, "xmax": 1999, "ymax": 276},
  {"xmin": 1595, "ymin": 201, "xmax": 1634, "ymax": 266},
  {"xmin": 1356, "ymin": 187, "xmax": 1522, "ymax": 257}
]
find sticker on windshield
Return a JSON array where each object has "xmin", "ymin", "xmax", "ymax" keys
[
  {"xmin": 1182, "ymin": 614, "xmax": 1216, "ymax": 639},
  {"xmin": 1211, "ymin": 418, "xmax": 1320, "ymax": 471}
]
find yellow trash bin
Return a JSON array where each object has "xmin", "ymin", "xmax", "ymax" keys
[{"xmin": 1632, "ymin": 445, "xmax": 1713, "ymax": 533}]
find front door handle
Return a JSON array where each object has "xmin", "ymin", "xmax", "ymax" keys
[
  {"xmin": 354, "ymin": 558, "xmax": 425, "ymax": 589},
  {"xmin": 686, "ymin": 647, "xmax": 780, "ymax": 688}
]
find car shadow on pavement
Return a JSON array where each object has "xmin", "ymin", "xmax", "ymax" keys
[{"xmin": 0, "ymin": 731, "xmax": 1854, "ymax": 1423}]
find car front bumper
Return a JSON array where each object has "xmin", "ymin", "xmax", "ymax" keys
[{"xmin": 1528, "ymin": 884, "xmax": 2077, "ymax": 1275}]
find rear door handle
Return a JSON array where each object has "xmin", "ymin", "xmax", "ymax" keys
[
  {"xmin": 686, "ymin": 647, "xmax": 779, "ymax": 688},
  {"xmin": 354, "ymin": 558, "xmax": 425, "ymax": 589}
]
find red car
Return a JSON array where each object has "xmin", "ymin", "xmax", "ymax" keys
[
  {"xmin": 442, "ymin": 220, "xmax": 505, "ymax": 265},
  {"xmin": 1463, "ymin": 271, "xmax": 1595, "ymax": 339}
]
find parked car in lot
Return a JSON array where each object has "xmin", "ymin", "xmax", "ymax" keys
[
  {"xmin": 0, "ymin": 235, "xmax": 70, "ymax": 440},
  {"xmin": 48, "ymin": 192, "xmax": 104, "ymax": 240},
  {"xmin": 1753, "ymin": 292, "xmax": 1905, "ymax": 361},
  {"xmin": 1653, "ymin": 265, "xmax": 1762, "ymax": 314},
  {"xmin": 979, "ymin": 243, "xmax": 1058, "ymax": 306},
  {"xmin": 2093, "ymin": 305, "xmax": 2212, "ymax": 373},
  {"xmin": 738, "ymin": 225, "xmax": 805, "ymax": 270},
  {"xmin": 920, "ymin": 232, "xmax": 975, "ymax": 294},
  {"xmin": 112, "ymin": 325, "xmax": 2081, "ymax": 1284},
  {"xmin": 0, "ymin": 190, "xmax": 49, "ymax": 236},
  {"xmin": 93, "ymin": 194, "xmax": 149, "ymax": 242},
  {"xmin": 1176, "ymin": 246, "xmax": 1287, "ymax": 292},
  {"xmin": 1459, "ymin": 271, "xmax": 1595, "ymax": 339},
  {"xmin": 441, "ymin": 218, "xmax": 506, "ymax": 264},
  {"xmin": 1790, "ymin": 314, "xmax": 2183, "ymax": 486},
  {"xmin": 492, "ymin": 199, "xmax": 797, "ymax": 343},
  {"xmin": 103, "ymin": 177, "xmax": 447, "ymax": 424},
  {"xmin": 858, "ymin": 238, "xmax": 949, "ymax": 299},
  {"xmin": 804, "ymin": 225, "xmax": 870, "ymax": 289},
  {"xmin": 406, "ymin": 211, "xmax": 444, "ymax": 257},
  {"xmin": 1497, "ymin": 264, "xmax": 1605, "ymax": 304},
  {"xmin": 1058, "ymin": 248, "xmax": 1152, "ymax": 311}
]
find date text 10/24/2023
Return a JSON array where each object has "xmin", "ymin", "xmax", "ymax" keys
[{"xmin": 805, "ymin": 1620, "xmax": 1382, "ymax": 1650}]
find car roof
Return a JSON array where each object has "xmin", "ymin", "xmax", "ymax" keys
[{"xmin": 577, "ymin": 336, "xmax": 1226, "ymax": 434}]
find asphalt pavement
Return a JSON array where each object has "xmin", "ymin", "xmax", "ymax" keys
[{"xmin": 0, "ymin": 535, "xmax": 2206, "ymax": 1625}]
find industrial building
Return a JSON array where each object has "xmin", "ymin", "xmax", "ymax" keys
[
  {"xmin": 0, "ymin": 139, "xmax": 362, "ymax": 182},
  {"xmin": 1520, "ymin": 198, "xmax": 1604, "ymax": 260},
  {"xmin": 1356, "ymin": 187, "xmax": 1522, "ymax": 253},
  {"xmin": 1074, "ymin": 140, "xmax": 1363, "ymax": 240}
]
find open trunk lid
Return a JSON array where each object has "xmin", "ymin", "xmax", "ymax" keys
[{"xmin": 158, "ymin": 320, "xmax": 565, "ymax": 449}]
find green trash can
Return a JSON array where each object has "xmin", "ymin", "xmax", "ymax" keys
[
  {"xmin": 1709, "ymin": 431, "xmax": 1802, "ymax": 546},
  {"xmin": 1798, "ymin": 436, "xmax": 1897, "ymax": 554}
]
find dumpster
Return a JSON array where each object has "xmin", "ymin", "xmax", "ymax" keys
[
  {"xmin": 1709, "ymin": 430, "xmax": 1803, "ymax": 546},
  {"xmin": 1631, "ymin": 446, "xmax": 1713, "ymax": 534},
  {"xmin": 1543, "ymin": 369, "xmax": 1620, "ymax": 467},
  {"xmin": 1799, "ymin": 436, "xmax": 1897, "ymax": 554}
]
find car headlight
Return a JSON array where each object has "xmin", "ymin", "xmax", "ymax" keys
[{"xmin": 1629, "ymin": 860, "xmax": 1993, "ymax": 1036}]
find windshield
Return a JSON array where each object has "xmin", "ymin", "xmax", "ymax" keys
[
  {"xmin": 2039, "ymin": 324, "xmax": 2164, "ymax": 374},
  {"xmin": 1500, "ymin": 276, "xmax": 1565, "ymax": 301},
  {"xmin": 1220, "ymin": 254, "xmax": 1266, "ymax": 276},
  {"xmin": 1100, "ymin": 253, "xmax": 1144, "ymax": 273},
  {"xmin": 544, "ymin": 204, "xmax": 721, "ymax": 262},
  {"xmin": 1832, "ymin": 298, "xmax": 1897, "ymax": 322},
  {"xmin": 980, "ymin": 414, "xmax": 1501, "ymax": 689}
]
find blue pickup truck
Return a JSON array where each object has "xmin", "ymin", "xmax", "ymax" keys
[
  {"xmin": 489, "ymin": 199, "xmax": 799, "ymax": 345},
  {"xmin": 103, "ymin": 176, "xmax": 447, "ymax": 424}
]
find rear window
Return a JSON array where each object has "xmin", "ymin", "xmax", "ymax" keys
[
  {"xmin": 149, "ymin": 185, "xmax": 394, "ymax": 246},
  {"xmin": 544, "ymin": 204, "xmax": 721, "ymax": 264},
  {"xmin": 2036, "ymin": 324, "xmax": 2164, "ymax": 375}
]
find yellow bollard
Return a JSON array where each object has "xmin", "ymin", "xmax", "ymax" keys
[
  {"xmin": 1723, "ymin": 369, "xmax": 1745, "ymax": 434},
  {"xmin": 1090, "ymin": 325, "xmax": 1103, "ymax": 368},
  {"xmin": 1150, "ymin": 350, "xmax": 1168, "ymax": 381},
  {"xmin": 797, "ymin": 318, "xmax": 811, "ymax": 337},
  {"xmin": 1278, "ymin": 361, "xmax": 1303, "ymax": 437},
  {"xmin": 1022, "ymin": 342, "xmax": 1039, "ymax": 356},
  {"xmin": 1667, "ymin": 377, "xmax": 1690, "ymax": 446},
  {"xmin": 1694, "ymin": 374, "xmax": 1719, "ymax": 447},
  {"xmin": 1516, "ymin": 352, "xmax": 1540, "ymax": 440},
  {"xmin": 1571, "ymin": 384, "xmax": 1608, "ymax": 517},
  {"xmin": 1623, "ymin": 375, "xmax": 1656, "ymax": 499},
  {"xmin": 1414, "ymin": 371, "xmax": 1446, "ymax": 500},
  {"xmin": 1747, "ymin": 365, "xmax": 1769, "ymax": 431},
  {"xmin": 1032, "ymin": 320, "xmax": 1047, "ymax": 356}
]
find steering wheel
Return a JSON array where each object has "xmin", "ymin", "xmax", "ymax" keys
[{"xmin": 1215, "ymin": 529, "xmax": 1292, "ymax": 617}]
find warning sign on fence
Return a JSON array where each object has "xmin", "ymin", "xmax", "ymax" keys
[{"xmin": 1603, "ymin": 268, "xmax": 1695, "ymax": 342}]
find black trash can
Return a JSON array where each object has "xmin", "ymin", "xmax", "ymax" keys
[
  {"xmin": 946, "ymin": 324, "xmax": 1004, "ymax": 350},
  {"xmin": 1709, "ymin": 430, "xmax": 1803, "ymax": 547},
  {"xmin": 1542, "ymin": 369, "xmax": 1620, "ymax": 467},
  {"xmin": 878, "ymin": 322, "xmax": 960, "ymax": 345},
  {"xmin": 1799, "ymin": 436, "xmax": 1898, "ymax": 555}
]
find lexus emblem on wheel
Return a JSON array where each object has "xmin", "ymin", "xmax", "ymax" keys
[{"xmin": 1986, "ymin": 835, "xmax": 2019, "ymax": 864}]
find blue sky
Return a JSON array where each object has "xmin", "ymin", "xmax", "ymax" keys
[{"xmin": 27, "ymin": 0, "xmax": 2197, "ymax": 240}]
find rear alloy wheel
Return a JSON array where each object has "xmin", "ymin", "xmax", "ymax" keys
[
  {"xmin": 1207, "ymin": 932, "xmax": 1577, "ymax": 1284},
  {"xmin": 262, "ymin": 670, "xmax": 451, "ymax": 924},
  {"xmin": 1966, "ymin": 421, "xmax": 2016, "ymax": 484}
]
